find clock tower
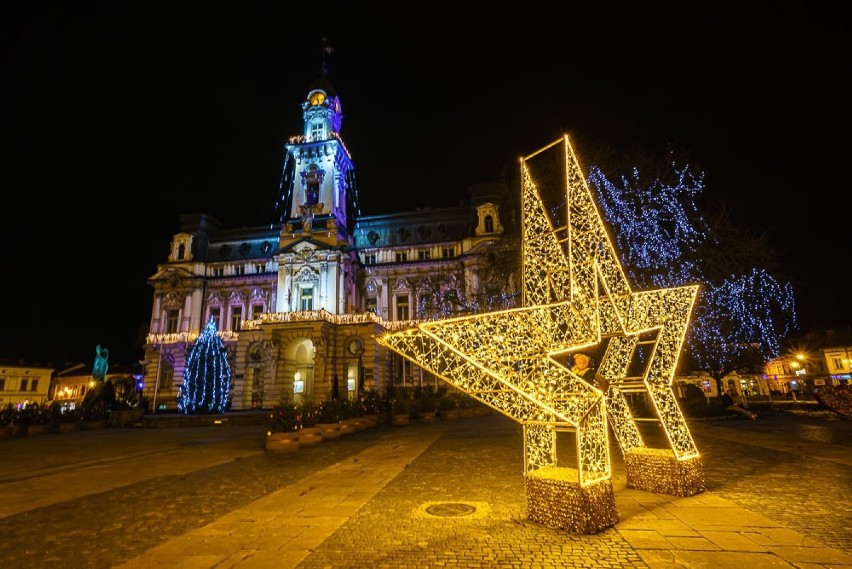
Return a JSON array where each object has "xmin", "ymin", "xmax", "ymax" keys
[{"xmin": 273, "ymin": 66, "xmax": 360, "ymax": 315}]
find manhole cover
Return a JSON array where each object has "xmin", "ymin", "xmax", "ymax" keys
[{"xmin": 424, "ymin": 502, "xmax": 477, "ymax": 517}]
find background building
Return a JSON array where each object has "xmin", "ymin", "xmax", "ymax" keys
[
  {"xmin": 0, "ymin": 362, "xmax": 53, "ymax": 408},
  {"xmin": 141, "ymin": 70, "xmax": 515, "ymax": 411}
]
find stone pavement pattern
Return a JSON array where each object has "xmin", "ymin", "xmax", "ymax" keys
[{"xmin": 1, "ymin": 412, "xmax": 850, "ymax": 568}]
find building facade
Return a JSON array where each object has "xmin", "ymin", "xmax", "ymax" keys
[
  {"xmin": 0, "ymin": 362, "xmax": 53, "ymax": 407},
  {"xmin": 141, "ymin": 70, "xmax": 514, "ymax": 411}
]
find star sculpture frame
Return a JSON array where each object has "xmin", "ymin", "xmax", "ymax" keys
[{"xmin": 377, "ymin": 135, "xmax": 705, "ymax": 533}]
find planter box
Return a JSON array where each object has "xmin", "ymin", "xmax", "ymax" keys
[
  {"xmin": 299, "ymin": 426, "xmax": 322, "ymax": 445},
  {"xmin": 391, "ymin": 413, "xmax": 410, "ymax": 427},
  {"xmin": 317, "ymin": 422, "xmax": 341, "ymax": 440},
  {"xmin": 417, "ymin": 411, "xmax": 437, "ymax": 423},
  {"xmin": 440, "ymin": 409, "xmax": 459, "ymax": 421},
  {"xmin": 265, "ymin": 431, "xmax": 300, "ymax": 453}
]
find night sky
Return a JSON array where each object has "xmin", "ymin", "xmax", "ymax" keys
[{"xmin": 2, "ymin": 7, "xmax": 849, "ymax": 368}]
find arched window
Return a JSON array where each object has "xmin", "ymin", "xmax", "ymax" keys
[{"xmin": 484, "ymin": 215, "xmax": 494, "ymax": 233}]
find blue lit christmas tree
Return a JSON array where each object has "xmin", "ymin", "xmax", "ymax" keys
[{"xmin": 177, "ymin": 317, "xmax": 233, "ymax": 414}]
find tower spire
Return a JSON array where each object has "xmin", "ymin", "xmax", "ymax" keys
[{"xmin": 320, "ymin": 37, "xmax": 334, "ymax": 75}]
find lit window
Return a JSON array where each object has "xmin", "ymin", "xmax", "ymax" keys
[
  {"xmin": 310, "ymin": 122, "xmax": 323, "ymax": 141},
  {"xmin": 166, "ymin": 310, "xmax": 179, "ymax": 334},
  {"xmin": 230, "ymin": 306, "xmax": 242, "ymax": 331},
  {"xmin": 396, "ymin": 294, "xmax": 409, "ymax": 321},
  {"xmin": 294, "ymin": 372, "xmax": 304, "ymax": 394},
  {"xmin": 300, "ymin": 287, "xmax": 314, "ymax": 311}
]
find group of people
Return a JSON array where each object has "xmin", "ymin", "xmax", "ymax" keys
[{"xmin": 569, "ymin": 352, "xmax": 758, "ymax": 420}]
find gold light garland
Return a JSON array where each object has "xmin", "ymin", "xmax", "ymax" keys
[{"xmin": 378, "ymin": 135, "xmax": 705, "ymax": 533}]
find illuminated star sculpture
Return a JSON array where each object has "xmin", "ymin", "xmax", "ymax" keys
[{"xmin": 378, "ymin": 136, "xmax": 704, "ymax": 533}]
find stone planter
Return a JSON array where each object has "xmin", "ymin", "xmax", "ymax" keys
[
  {"xmin": 265, "ymin": 431, "xmax": 300, "ymax": 453},
  {"xmin": 345, "ymin": 417, "xmax": 368, "ymax": 431},
  {"xmin": 363, "ymin": 414, "xmax": 379, "ymax": 428},
  {"xmin": 390, "ymin": 413, "xmax": 410, "ymax": 427},
  {"xmin": 416, "ymin": 411, "xmax": 437, "ymax": 423},
  {"xmin": 299, "ymin": 426, "xmax": 322, "ymax": 445},
  {"xmin": 339, "ymin": 419, "xmax": 356, "ymax": 435},
  {"xmin": 85, "ymin": 420, "xmax": 109, "ymax": 430},
  {"xmin": 440, "ymin": 409, "xmax": 459, "ymax": 421},
  {"xmin": 317, "ymin": 422, "xmax": 341, "ymax": 440}
]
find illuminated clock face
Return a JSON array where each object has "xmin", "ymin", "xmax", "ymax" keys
[{"xmin": 309, "ymin": 92, "xmax": 326, "ymax": 106}]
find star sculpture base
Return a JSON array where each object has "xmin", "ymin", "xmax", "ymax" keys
[
  {"xmin": 624, "ymin": 448, "xmax": 706, "ymax": 497},
  {"xmin": 524, "ymin": 466, "xmax": 618, "ymax": 534}
]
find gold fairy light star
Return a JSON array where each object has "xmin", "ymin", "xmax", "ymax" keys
[{"xmin": 378, "ymin": 135, "xmax": 704, "ymax": 533}]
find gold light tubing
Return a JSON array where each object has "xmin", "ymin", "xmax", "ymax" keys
[{"xmin": 378, "ymin": 135, "xmax": 704, "ymax": 533}]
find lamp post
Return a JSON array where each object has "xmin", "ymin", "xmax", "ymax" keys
[{"xmin": 151, "ymin": 343, "xmax": 164, "ymax": 414}]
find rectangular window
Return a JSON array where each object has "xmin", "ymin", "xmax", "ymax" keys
[
  {"xmin": 254, "ymin": 263, "xmax": 265, "ymax": 273},
  {"xmin": 365, "ymin": 253, "xmax": 376, "ymax": 265},
  {"xmin": 300, "ymin": 287, "xmax": 314, "ymax": 311},
  {"xmin": 213, "ymin": 267, "xmax": 224, "ymax": 277},
  {"xmin": 230, "ymin": 306, "xmax": 242, "ymax": 331},
  {"xmin": 30, "ymin": 379, "xmax": 38, "ymax": 392},
  {"xmin": 0, "ymin": 378, "xmax": 5, "ymax": 391},
  {"xmin": 395, "ymin": 252, "xmax": 407, "ymax": 263},
  {"xmin": 442, "ymin": 246, "xmax": 454, "ymax": 258},
  {"xmin": 396, "ymin": 294, "xmax": 410, "ymax": 321},
  {"xmin": 166, "ymin": 309, "xmax": 179, "ymax": 334},
  {"xmin": 252, "ymin": 305, "xmax": 263, "ymax": 320},
  {"xmin": 366, "ymin": 297, "xmax": 377, "ymax": 314},
  {"xmin": 310, "ymin": 122, "xmax": 323, "ymax": 141},
  {"xmin": 832, "ymin": 357, "xmax": 842, "ymax": 370},
  {"xmin": 209, "ymin": 307, "xmax": 221, "ymax": 328},
  {"xmin": 235, "ymin": 265, "xmax": 245, "ymax": 275},
  {"xmin": 417, "ymin": 249, "xmax": 430, "ymax": 260},
  {"xmin": 20, "ymin": 379, "xmax": 28, "ymax": 392}
]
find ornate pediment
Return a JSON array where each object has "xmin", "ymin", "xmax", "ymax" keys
[
  {"xmin": 228, "ymin": 290, "xmax": 246, "ymax": 304},
  {"xmin": 393, "ymin": 277, "xmax": 410, "ymax": 292},
  {"xmin": 249, "ymin": 287, "xmax": 268, "ymax": 302},
  {"xmin": 206, "ymin": 291, "xmax": 224, "ymax": 305},
  {"xmin": 294, "ymin": 266, "xmax": 319, "ymax": 283}
]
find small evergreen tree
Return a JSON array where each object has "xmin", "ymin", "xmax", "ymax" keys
[{"xmin": 177, "ymin": 317, "xmax": 233, "ymax": 414}]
